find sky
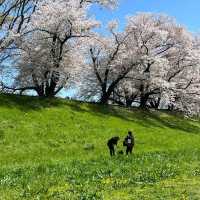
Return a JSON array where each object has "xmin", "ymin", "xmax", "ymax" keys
[{"xmin": 91, "ymin": 0, "xmax": 200, "ymax": 33}]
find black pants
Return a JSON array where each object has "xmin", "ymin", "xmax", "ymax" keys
[
  {"xmin": 126, "ymin": 145, "xmax": 133, "ymax": 155},
  {"xmin": 108, "ymin": 145, "xmax": 115, "ymax": 156}
]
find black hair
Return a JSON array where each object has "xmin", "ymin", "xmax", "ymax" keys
[{"xmin": 128, "ymin": 131, "xmax": 132, "ymax": 135}]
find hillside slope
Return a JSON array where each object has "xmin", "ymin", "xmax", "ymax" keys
[{"xmin": 0, "ymin": 94, "xmax": 200, "ymax": 200}]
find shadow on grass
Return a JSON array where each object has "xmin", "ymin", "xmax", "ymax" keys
[
  {"xmin": 88, "ymin": 104, "xmax": 200, "ymax": 134},
  {"xmin": 0, "ymin": 93, "xmax": 199, "ymax": 134},
  {"xmin": 0, "ymin": 93, "xmax": 69, "ymax": 111}
]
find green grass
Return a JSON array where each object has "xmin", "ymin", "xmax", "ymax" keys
[{"xmin": 0, "ymin": 93, "xmax": 200, "ymax": 200}]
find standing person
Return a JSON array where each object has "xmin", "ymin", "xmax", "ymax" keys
[
  {"xmin": 124, "ymin": 131, "xmax": 135, "ymax": 155},
  {"xmin": 107, "ymin": 136, "xmax": 120, "ymax": 156}
]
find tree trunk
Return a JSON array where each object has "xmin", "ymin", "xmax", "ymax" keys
[
  {"xmin": 45, "ymin": 82, "xmax": 57, "ymax": 97},
  {"xmin": 149, "ymin": 97, "xmax": 161, "ymax": 109},
  {"xmin": 140, "ymin": 94, "xmax": 149, "ymax": 108},
  {"xmin": 100, "ymin": 93, "xmax": 110, "ymax": 104},
  {"xmin": 99, "ymin": 82, "xmax": 117, "ymax": 104},
  {"xmin": 35, "ymin": 86, "xmax": 45, "ymax": 97},
  {"xmin": 125, "ymin": 98, "xmax": 133, "ymax": 107},
  {"xmin": 168, "ymin": 103, "xmax": 175, "ymax": 111},
  {"xmin": 125, "ymin": 93, "xmax": 137, "ymax": 107}
]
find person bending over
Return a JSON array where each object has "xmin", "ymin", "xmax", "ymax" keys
[{"xmin": 107, "ymin": 136, "xmax": 120, "ymax": 156}]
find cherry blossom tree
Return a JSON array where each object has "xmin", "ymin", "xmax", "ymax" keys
[
  {"xmin": 3, "ymin": 0, "xmax": 117, "ymax": 97},
  {"xmin": 0, "ymin": 0, "xmax": 39, "ymax": 65},
  {"xmin": 117, "ymin": 13, "xmax": 199, "ymax": 110},
  {"xmin": 79, "ymin": 13, "xmax": 200, "ymax": 115},
  {"xmin": 79, "ymin": 20, "xmax": 141, "ymax": 104},
  {"xmin": 163, "ymin": 54, "xmax": 200, "ymax": 115}
]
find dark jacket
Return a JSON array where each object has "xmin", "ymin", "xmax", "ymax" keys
[
  {"xmin": 107, "ymin": 137, "xmax": 119, "ymax": 147},
  {"xmin": 124, "ymin": 134, "xmax": 134, "ymax": 147}
]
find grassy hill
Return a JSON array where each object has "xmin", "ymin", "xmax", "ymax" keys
[{"xmin": 0, "ymin": 94, "xmax": 200, "ymax": 200}]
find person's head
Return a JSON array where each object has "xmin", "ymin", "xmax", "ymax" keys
[{"xmin": 128, "ymin": 131, "xmax": 132, "ymax": 136}]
